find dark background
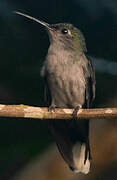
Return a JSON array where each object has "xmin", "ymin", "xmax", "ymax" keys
[{"xmin": 0, "ymin": 0, "xmax": 117, "ymax": 179}]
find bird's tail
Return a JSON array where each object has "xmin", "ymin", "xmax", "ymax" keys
[
  {"xmin": 72, "ymin": 142, "xmax": 90, "ymax": 174},
  {"xmin": 49, "ymin": 119, "xmax": 91, "ymax": 174}
]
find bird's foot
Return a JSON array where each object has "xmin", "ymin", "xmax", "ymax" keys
[
  {"xmin": 48, "ymin": 105, "xmax": 56, "ymax": 112},
  {"xmin": 72, "ymin": 105, "xmax": 81, "ymax": 119}
]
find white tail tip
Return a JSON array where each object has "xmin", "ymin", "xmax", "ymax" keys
[{"xmin": 72, "ymin": 143, "xmax": 90, "ymax": 174}]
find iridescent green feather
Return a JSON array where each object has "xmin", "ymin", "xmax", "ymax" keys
[{"xmin": 62, "ymin": 23, "xmax": 87, "ymax": 52}]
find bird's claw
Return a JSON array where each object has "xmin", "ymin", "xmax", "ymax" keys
[
  {"xmin": 48, "ymin": 105, "xmax": 56, "ymax": 112},
  {"xmin": 72, "ymin": 105, "xmax": 81, "ymax": 119}
]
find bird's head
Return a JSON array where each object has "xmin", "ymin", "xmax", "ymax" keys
[
  {"xmin": 14, "ymin": 11, "xmax": 87, "ymax": 52},
  {"xmin": 49, "ymin": 23, "xmax": 87, "ymax": 52}
]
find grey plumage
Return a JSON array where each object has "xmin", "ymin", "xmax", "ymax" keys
[
  {"xmin": 41, "ymin": 24, "xmax": 95, "ymax": 174},
  {"xmin": 15, "ymin": 12, "xmax": 95, "ymax": 174}
]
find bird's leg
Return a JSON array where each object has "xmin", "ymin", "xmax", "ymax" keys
[
  {"xmin": 67, "ymin": 105, "xmax": 81, "ymax": 128},
  {"xmin": 48, "ymin": 104, "xmax": 56, "ymax": 112},
  {"xmin": 72, "ymin": 105, "xmax": 82, "ymax": 119}
]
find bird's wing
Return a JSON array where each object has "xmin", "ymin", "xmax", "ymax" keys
[
  {"xmin": 43, "ymin": 76, "xmax": 52, "ymax": 106},
  {"xmin": 41, "ymin": 64, "xmax": 52, "ymax": 106},
  {"xmin": 83, "ymin": 55, "xmax": 96, "ymax": 108}
]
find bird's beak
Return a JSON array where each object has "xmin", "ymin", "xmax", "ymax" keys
[{"xmin": 14, "ymin": 11, "xmax": 53, "ymax": 31}]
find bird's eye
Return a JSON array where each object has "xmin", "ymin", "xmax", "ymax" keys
[{"xmin": 61, "ymin": 28, "xmax": 68, "ymax": 34}]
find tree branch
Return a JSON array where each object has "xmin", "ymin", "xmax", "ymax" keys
[{"xmin": 0, "ymin": 104, "xmax": 116, "ymax": 120}]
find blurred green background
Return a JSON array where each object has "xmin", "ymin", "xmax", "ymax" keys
[{"xmin": 0, "ymin": 0, "xmax": 117, "ymax": 179}]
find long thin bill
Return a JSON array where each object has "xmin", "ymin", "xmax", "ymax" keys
[{"xmin": 14, "ymin": 11, "xmax": 52, "ymax": 30}]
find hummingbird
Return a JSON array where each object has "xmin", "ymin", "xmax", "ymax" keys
[{"xmin": 14, "ymin": 11, "xmax": 95, "ymax": 174}]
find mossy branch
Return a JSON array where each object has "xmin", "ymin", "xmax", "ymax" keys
[{"xmin": 0, "ymin": 104, "xmax": 116, "ymax": 120}]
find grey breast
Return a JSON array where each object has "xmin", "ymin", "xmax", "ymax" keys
[{"xmin": 45, "ymin": 49, "xmax": 86, "ymax": 108}]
